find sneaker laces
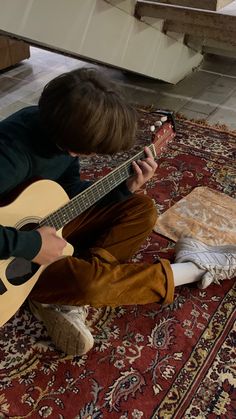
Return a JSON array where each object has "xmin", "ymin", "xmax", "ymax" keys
[{"xmin": 201, "ymin": 253, "xmax": 235, "ymax": 281}]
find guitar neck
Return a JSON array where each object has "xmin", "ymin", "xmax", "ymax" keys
[{"xmin": 39, "ymin": 143, "xmax": 156, "ymax": 231}]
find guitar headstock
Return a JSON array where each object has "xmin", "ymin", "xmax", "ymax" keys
[{"xmin": 149, "ymin": 110, "xmax": 176, "ymax": 157}]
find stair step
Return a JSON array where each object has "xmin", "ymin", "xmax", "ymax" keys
[
  {"xmin": 187, "ymin": 35, "xmax": 236, "ymax": 57},
  {"xmin": 203, "ymin": 44, "xmax": 236, "ymax": 58},
  {"xmin": 164, "ymin": 20, "xmax": 236, "ymax": 45},
  {"xmin": 149, "ymin": 0, "xmax": 234, "ymax": 11},
  {"xmin": 135, "ymin": 1, "xmax": 236, "ymax": 31}
]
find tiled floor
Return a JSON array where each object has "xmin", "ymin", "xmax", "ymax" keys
[{"xmin": 0, "ymin": 47, "xmax": 236, "ymax": 129}]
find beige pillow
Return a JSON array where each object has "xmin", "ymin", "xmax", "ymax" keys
[{"xmin": 154, "ymin": 186, "xmax": 236, "ymax": 246}]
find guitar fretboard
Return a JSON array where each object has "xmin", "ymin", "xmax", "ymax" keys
[{"xmin": 39, "ymin": 144, "xmax": 156, "ymax": 230}]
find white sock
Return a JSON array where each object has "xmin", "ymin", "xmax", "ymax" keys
[{"xmin": 171, "ymin": 262, "xmax": 206, "ymax": 287}]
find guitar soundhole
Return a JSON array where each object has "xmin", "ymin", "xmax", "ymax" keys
[
  {"xmin": 20, "ymin": 222, "xmax": 39, "ymax": 232},
  {"xmin": 6, "ymin": 258, "xmax": 39, "ymax": 286}
]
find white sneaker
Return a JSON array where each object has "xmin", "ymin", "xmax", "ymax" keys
[
  {"xmin": 29, "ymin": 300, "xmax": 94, "ymax": 356},
  {"xmin": 175, "ymin": 237, "xmax": 236, "ymax": 289}
]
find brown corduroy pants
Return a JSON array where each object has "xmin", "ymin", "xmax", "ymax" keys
[{"xmin": 30, "ymin": 194, "xmax": 174, "ymax": 307}]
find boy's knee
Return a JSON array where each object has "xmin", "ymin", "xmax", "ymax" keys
[
  {"xmin": 145, "ymin": 197, "xmax": 158, "ymax": 228},
  {"xmin": 132, "ymin": 194, "xmax": 158, "ymax": 228}
]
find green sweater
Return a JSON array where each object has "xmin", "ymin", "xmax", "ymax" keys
[{"xmin": 0, "ymin": 106, "xmax": 131, "ymax": 260}]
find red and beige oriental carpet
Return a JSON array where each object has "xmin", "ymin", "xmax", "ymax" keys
[{"xmin": 0, "ymin": 111, "xmax": 235, "ymax": 419}]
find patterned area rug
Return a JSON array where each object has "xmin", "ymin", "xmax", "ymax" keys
[{"xmin": 0, "ymin": 112, "xmax": 235, "ymax": 419}]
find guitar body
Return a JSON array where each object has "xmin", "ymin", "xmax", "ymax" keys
[{"xmin": 0, "ymin": 179, "xmax": 74, "ymax": 327}]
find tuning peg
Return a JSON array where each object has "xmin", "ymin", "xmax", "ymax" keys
[
  {"xmin": 150, "ymin": 122, "xmax": 163, "ymax": 133},
  {"xmin": 160, "ymin": 116, "xmax": 168, "ymax": 122}
]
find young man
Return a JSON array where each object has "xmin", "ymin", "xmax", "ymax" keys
[{"xmin": 0, "ymin": 68, "xmax": 235, "ymax": 356}]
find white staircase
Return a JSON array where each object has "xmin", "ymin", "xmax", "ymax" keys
[
  {"xmin": 0, "ymin": 0, "xmax": 202, "ymax": 84},
  {"xmin": 135, "ymin": 0, "xmax": 236, "ymax": 58},
  {"xmin": 147, "ymin": 0, "xmax": 234, "ymax": 11}
]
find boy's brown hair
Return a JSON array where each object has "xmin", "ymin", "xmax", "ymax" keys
[{"xmin": 38, "ymin": 67, "xmax": 137, "ymax": 154}]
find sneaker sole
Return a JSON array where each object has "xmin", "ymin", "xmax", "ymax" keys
[{"xmin": 29, "ymin": 300, "xmax": 94, "ymax": 356}]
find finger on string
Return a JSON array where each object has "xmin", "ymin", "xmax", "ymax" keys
[
  {"xmin": 132, "ymin": 161, "xmax": 142, "ymax": 174},
  {"xmin": 144, "ymin": 158, "xmax": 157, "ymax": 168},
  {"xmin": 144, "ymin": 146, "xmax": 153, "ymax": 158},
  {"xmin": 137, "ymin": 160, "xmax": 153, "ymax": 170}
]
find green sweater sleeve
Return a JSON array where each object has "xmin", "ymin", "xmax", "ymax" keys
[
  {"xmin": 0, "ymin": 226, "xmax": 42, "ymax": 260},
  {"xmin": 0, "ymin": 139, "xmax": 42, "ymax": 260},
  {"xmin": 0, "ymin": 140, "xmax": 29, "ymax": 196}
]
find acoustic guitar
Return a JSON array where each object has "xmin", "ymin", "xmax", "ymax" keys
[{"xmin": 0, "ymin": 111, "xmax": 176, "ymax": 326}]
